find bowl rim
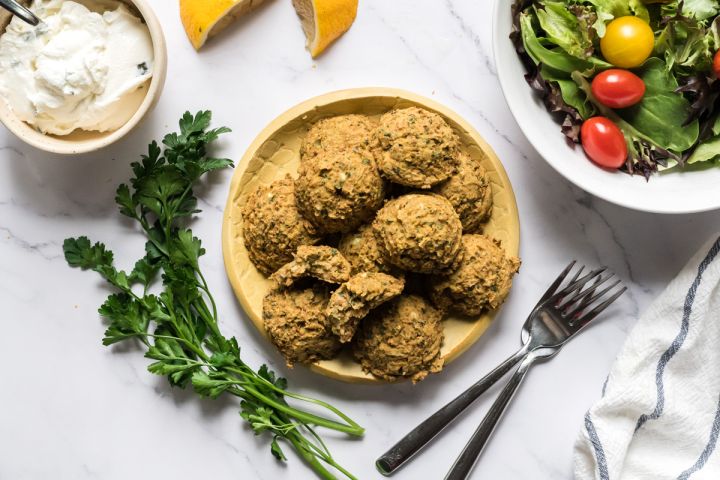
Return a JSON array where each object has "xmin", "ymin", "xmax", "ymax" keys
[
  {"xmin": 0, "ymin": 0, "xmax": 167, "ymax": 155},
  {"xmin": 491, "ymin": 0, "xmax": 720, "ymax": 214},
  {"xmin": 221, "ymin": 86, "xmax": 521, "ymax": 384}
]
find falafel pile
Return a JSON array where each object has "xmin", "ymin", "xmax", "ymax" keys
[{"xmin": 243, "ymin": 107, "xmax": 520, "ymax": 383}]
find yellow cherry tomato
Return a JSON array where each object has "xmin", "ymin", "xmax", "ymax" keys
[{"xmin": 600, "ymin": 16, "xmax": 655, "ymax": 68}]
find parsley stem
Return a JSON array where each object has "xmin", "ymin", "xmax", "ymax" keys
[
  {"xmin": 226, "ymin": 366, "xmax": 363, "ymax": 435},
  {"xmin": 268, "ymin": 409, "xmax": 356, "ymax": 480},
  {"xmin": 228, "ymin": 385, "xmax": 361, "ymax": 436},
  {"xmin": 65, "ymin": 112, "xmax": 361, "ymax": 480},
  {"xmin": 279, "ymin": 419, "xmax": 339, "ymax": 480},
  {"xmin": 197, "ymin": 270, "xmax": 219, "ymax": 322},
  {"xmin": 287, "ymin": 434, "xmax": 339, "ymax": 480},
  {"xmin": 192, "ymin": 293, "xmax": 223, "ymax": 342}
]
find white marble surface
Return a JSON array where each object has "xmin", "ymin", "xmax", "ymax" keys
[{"xmin": 2, "ymin": 1, "xmax": 720, "ymax": 479}]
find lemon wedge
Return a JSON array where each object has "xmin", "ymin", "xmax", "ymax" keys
[
  {"xmin": 292, "ymin": 0, "xmax": 358, "ymax": 58},
  {"xmin": 180, "ymin": 0, "xmax": 266, "ymax": 50}
]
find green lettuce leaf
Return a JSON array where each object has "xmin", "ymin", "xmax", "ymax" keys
[
  {"xmin": 586, "ymin": 0, "xmax": 650, "ymax": 37},
  {"xmin": 655, "ymin": 8, "xmax": 717, "ymax": 73},
  {"xmin": 687, "ymin": 116, "xmax": 720, "ymax": 164},
  {"xmin": 541, "ymin": 65, "xmax": 595, "ymax": 118},
  {"xmin": 683, "ymin": 0, "xmax": 719, "ymax": 21},
  {"xmin": 688, "ymin": 135, "xmax": 720, "ymax": 163},
  {"xmin": 520, "ymin": 12, "xmax": 611, "ymax": 73},
  {"xmin": 534, "ymin": 1, "xmax": 593, "ymax": 57},
  {"xmin": 618, "ymin": 58, "xmax": 699, "ymax": 152}
]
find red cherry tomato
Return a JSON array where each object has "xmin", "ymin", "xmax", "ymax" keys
[
  {"xmin": 713, "ymin": 50, "xmax": 720, "ymax": 78},
  {"xmin": 591, "ymin": 69, "xmax": 646, "ymax": 109},
  {"xmin": 581, "ymin": 117, "xmax": 627, "ymax": 169}
]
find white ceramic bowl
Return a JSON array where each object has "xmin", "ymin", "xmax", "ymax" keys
[
  {"xmin": 0, "ymin": 0, "xmax": 167, "ymax": 155},
  {"xmin": 492, "ymin": 0, "xmax": 720, "ymax": 214}
]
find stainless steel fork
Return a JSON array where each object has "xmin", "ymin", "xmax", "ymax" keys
[{"xmin": 376, "ymin": 262, "xmax": 626, "ymax": 478}]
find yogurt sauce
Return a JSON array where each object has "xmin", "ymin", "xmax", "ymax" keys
[{"xmin": 0, "ymin": 0, "xmax": 153, "ymax": 135}]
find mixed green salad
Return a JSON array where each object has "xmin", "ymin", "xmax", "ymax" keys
[{"xmin": 512, "ymin": 0, "xmax": 720, "ymax": 178}]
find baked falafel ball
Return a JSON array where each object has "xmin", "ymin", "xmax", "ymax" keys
[
  {"xmin": 300, "ymin": 115, "xmax": 377, "ymax": 161},
  {"xmin": 327, "ymin": 272, "xmax": 405, "ymax": 343},
  {"xmin": 376, "ymin": 107, "xmax": 460, "ymax": 188},
  {"xmin": 295, "ymin": 149, "xmax": 385, "ymax": 234},
  {"xmin": 338, "ymin": 223, "xmax": 396, "ymax": 275},
  {"xmin": 263, "ymin": 285, "xmax": 341, "ymax": 367},
  {"xmin": 270, "ymin": 245, "xmax": 352, "ymax": 288},
  {"xmin": 353, "ymin": 295, "xmax": 444, "ymax": 383},
  {"xmin": 242, "ymin": 176, "xmax": 320, "ymax": 276},
  {"xmin": 430, "ymin": 234, "xmax": 520, "ymax": 316},
  {"xmin": 373, "ymin": 194, "xmax": 463, "ymax": 274},
  {"xmin": 432, "ymin": 152, "xmax": 493, "ymax": 233}
]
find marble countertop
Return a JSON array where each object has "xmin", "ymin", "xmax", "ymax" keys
[{"xmin": 2, "ymin": 1, "xmax": 720, "ymax": 479}]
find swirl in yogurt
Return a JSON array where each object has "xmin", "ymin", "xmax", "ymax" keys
[{"xmin": 0, "ymin": 0, "xmax": 153, "ymax": 135}]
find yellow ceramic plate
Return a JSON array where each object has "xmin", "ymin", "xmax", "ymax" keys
[{"xmin": 222, "ymin": 88, "xmax": 520, "ymax": 383}]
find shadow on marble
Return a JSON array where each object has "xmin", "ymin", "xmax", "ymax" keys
[
  {"xmin": 148, "ymin": 374, "xmax": 242, "ymax": 419},
  {"xmin": 513, "ymin": 144, "xmax": 720, "ymax": 298},
  {"xmin": 3, "ymin": 110, "xmax": 238, "ymax": 224},
  {"xmin": 4, "ymin": 113, "xmax": 166, "ymax": 219}
]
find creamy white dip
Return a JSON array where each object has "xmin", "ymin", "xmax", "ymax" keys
[{"xmin": 0, "ymin": 0, "xmax": 153, "ymax": 135}]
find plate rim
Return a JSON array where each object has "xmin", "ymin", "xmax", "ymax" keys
[{"xmin": 221, "ymin": 87, "xmax": 521, "ymax": 384}]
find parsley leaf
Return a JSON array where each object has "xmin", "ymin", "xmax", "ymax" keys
[
  {"xmin": 63, "ymin": 111, "xmax": 363, "ymax": 480},
  {"xmin": 63, "ymin": 236, "xmax": 113, "ymax": 271}
]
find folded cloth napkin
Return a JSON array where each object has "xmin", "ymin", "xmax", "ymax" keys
[{"xmin": 574, "ymin": 235, "xmax": 720, "ymax": 480}]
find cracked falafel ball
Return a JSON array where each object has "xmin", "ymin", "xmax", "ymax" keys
[
  {"xmin": 300, "ymin": 115, "xmax": 377, "ymax": 161},
  {"xmin": 432, "ymin": 152, "xmax": 493, "ymax": 233},
  {"xmin": 353, "ymin": 295, "xmax": 444, "ymax": 383},
  {"xmin": 430, "ymin": 234, "xmax": 520, "ymax": 316},
  {"xmin": 242, "ymin": 176, "xmax": 320, "ymax": 276},
  {"xmin": 263, "ymin": 285, "xmax": 341, "ymax": 367},
  {"xmin": 373, "ymin": 194, "xmax": 463, "ymax": 274},
  {"xmin": 295, "ymin": 149, "xmax": 385, "ymax": 234},
  {"xmin": 376, "ymin": 107, "xmax": 460, "ymax": 188},
  {"xmin": 270, "ymin": 245, "xmax": 352, "ymax": 288},
  {"xmin": 327, "ymin": 272, "xmax": 405, "ymax": 343}
]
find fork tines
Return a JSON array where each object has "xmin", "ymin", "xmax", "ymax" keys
[{"xmin": 542, "ymin": 261, "xmax": 627, "ymax": 327}]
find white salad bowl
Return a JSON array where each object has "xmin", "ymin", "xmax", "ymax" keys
[
  {"xmin": 0, "ymin": 0, "xmax": 167, "ymax": 155},
  {"xmin": 492, "ymin": 0, "xmax": 720, "ymax": 214}
]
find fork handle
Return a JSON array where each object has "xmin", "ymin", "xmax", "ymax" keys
[
  {"xmin": 444, "ymin": 355, "xmax": 537, "ymax": 480},
  {"xmin": 376, "ymin": 345, "xmax": 530, "ymax": 475}
]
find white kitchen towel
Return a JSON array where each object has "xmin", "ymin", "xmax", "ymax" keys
[{"xmin": 574, "ymin": 235, "xmax": 720, "ymax": 480}]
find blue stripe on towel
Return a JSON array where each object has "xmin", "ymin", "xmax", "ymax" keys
[
  {"xmin": 635, "ymin": 236, "xmax": 720, "ymax": 432},
  {"xmin": 677, "ymin": 394, "xmax": 720, "ymax": 479},
  {"xmin": 601, "ymin": 376, "xmax": 609, "ymax": 397},
  {"xmin": 585, "ymin": 412, "xmax": 610, "ymax": 480}
]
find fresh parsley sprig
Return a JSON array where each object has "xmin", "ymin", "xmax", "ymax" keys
[{"xmin": 63, "ymin": 111, "xmax": 363, "ymax": 480}]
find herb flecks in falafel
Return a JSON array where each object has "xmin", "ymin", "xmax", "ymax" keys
[
  {"xmin": 430, "ymin": 234, "xmax": 520, "ymax": 316},
  {"xmin": 338, "ymin": 223, "xmax": 399, "ymax": 276},
  {"xmin": 270, "ymin": 245, "xmax": 352, "ymax": 288},
  {"xmin": 373, "ymin": 194, "xmax": 463, "ymax": 274},
  {"xmin": 263, "ymin": 285, "xmax": 341, "ymax": 367},
  {"xmin": 242, "ymin": 175, "xmax": 321, "ymax": 276},
  {"xmin": 295, "ymin": 150, "xmax": 385, "ymax": 234},
  {"xmin": 327, "ymin": 272, "xmax": 405, "ymax": 343},
  {"xmin": 354, "ymin": 295, "xmax": 444, "ymax": 383},
  {"xmin": 301, "ymin": 114, "xmax": 378, "ymax": 161},
  {"xmin": 376, "ymin": 107, "xmax": 460, "ymax": 188},
  {"xmin": 433, "ymin": 152, "xmax": 493, "ymax": 233}
]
